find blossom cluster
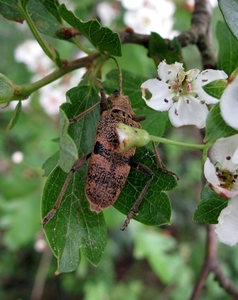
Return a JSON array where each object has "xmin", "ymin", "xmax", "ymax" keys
[{"xmin": 141, "ymin": 60, "xmax": 238, "ymax": 246}]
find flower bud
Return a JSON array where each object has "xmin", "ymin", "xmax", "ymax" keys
[
  {"xmin": 0, "ymin": 73, "xmax": 15, "ymax": 103},
  {"xmin": 116, "ymin": 123, "xmax": 150, "ymax": 153}
]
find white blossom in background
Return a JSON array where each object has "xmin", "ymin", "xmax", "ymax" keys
[
  {"xmin": 14, "ymin": 40, "xmax": 86, "ymax": 115},
  {"xmin": 15, "ymin": 40, "xmax": 52, "ymax": 76},
  {"xmin": 121, "ymin": 0, "xmax": 176, "ymax": 37},
  {"xmin": 141, "ymin": 61, "xmax": 227, "ymax": 128},
  {"xmin": 11, "ymin": 151, "xmax": 24, "ymax": 164},
  {"xmin": 215, "ymin": 197, "xmax": 238, "ymax": 246},
  {"xmin": 39, "ymin": 69, "xmax": 85, "ymax": 115},
  {"xmin": 96, "ymin": 2, "xmax": 120, "ymax": 26},
  {"xmin": 204, "ymin": 134, "xmax": 238, "ymax": 198},
  {"xmin": 220, "ymin": 73, "xmax": 238, "ymax": 131}
]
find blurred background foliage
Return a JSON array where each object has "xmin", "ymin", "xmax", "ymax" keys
[{"xmin": 0, "ymin": 0, "xmax": 237, "ymax": 299}]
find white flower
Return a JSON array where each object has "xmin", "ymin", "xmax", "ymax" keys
[
  {"xmin": 141, "ymin": 61, "xmax": 228, "ymax": 128},
  {"xmin": 204, "ymin": 134, "xmax": 238, "ymax": 198},
  {"xmin": 14, "ymin": 40, "xmax": 52, "ymax": 74},
  {"xmin": 215, "ymin": 197, "xmax": 238, "ymax": 246},
  {"xmin": 220, "ymin": 72, "xmax": 238, "ymax": 130},
  {"xmin": 96, "ymin": 2, "xmax": 119, "ymax": 26},
  {"xmin": 122, "ymin": 0, "xmax": 175, "ymax": 37}
]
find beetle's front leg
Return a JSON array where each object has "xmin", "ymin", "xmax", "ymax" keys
[{"xmin": 152, "ymin": 142, "xmax": 179, "ymax": 180}]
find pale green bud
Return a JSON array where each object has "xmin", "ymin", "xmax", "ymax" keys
[
  {"xmin": 116, "ymin": 123, "xmax": 150, "ymax": 153},
  {"xmin": 0, "ymin": 73, "xmax": 15, "ymax": 103}
]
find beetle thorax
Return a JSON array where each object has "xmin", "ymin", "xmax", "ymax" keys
[{"xmin": 108, "ymin": 93, "xmax": 134, "ymax": 117}]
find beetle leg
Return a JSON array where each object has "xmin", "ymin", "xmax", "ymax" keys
[
  {"xmin": 132, "ymin": 115, "xmax": 146, "ymax": 122},
  {"xmin": 121, "ymin": 162, "xmax": 154, "ymax": 230},
  {"xmin": 42, "ymin": 153, "xmax": 91, "ymax": 226},
  {"xmin": 152, "ymin": 142, "xmax": 179, "ymax": 180},
  {"xmin": 121, "ymin": 143, "xmax": 178, "ymax": 230},
  {"xmin": 69, "ymin": 102, "xmax": 100, "ymax": 123}
]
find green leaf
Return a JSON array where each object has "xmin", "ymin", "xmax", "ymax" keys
[
  {"xmin": 42, "ymin": 150, "xmax": 59, "ymax": 177},
  {"xmin": 205, "ymin": 103, "xmax": 238, "ymax": 141},
  {"xmin": 27, "ymin": 0, "xmax": 65, "ymax": 39},
  {"xmin": 148, "ymin": 32, "xmax": 182, "ymax": 66},
  {"xmin": 58, "ymin": 107, "xmax": 78, "ymax": 173},
  {"xmin": 216, "ymin": 21, "xmax": 238, "ymax": 76},
  {"xmin": 219, "ymin": 0, "xmax": 238, "ymax": 41},
  {"xmin": 4, "ymin": 101, "xmax": 22, "ymax": 130},
  {"xmin": 114, "ymin": 147, "xmax": 177, "ymax": 226},
  {"xmin": 58, "ymin": 84, "xmax": 101, "ymax": 172},
  {"xmin": 134, "ymin": 227, "xmax": 178, "ymax": 284},
  {"xmin": 202, "ymin": 79, "xmax": 227, "ymax": 99},
  {"xmin": 193, "ymin": 184, "xmax": 228, "ymax": 224},
  {"xmin": 42, "ymin": 166, "xmax": 107, "ymax": 273},
  {"xmin": 42, "ymin": 83, "xmax": 104, "ymax": 273},
  {"xmin": 0, "ymin": 0, "xmax": 67, "ymax": 40},
  {"xmin": 0, "ymin": 0, "xmax": 25, "ymax": 23},
  {"xmin": 59, "ymin": 4, "xmax": 122, "ymax": 56}
]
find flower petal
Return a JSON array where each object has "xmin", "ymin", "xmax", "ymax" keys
[
  {"xmin": 215, "ymin": 186, "xmax": 238, "ymax": 198},
  {"xmin": 204, "ymin": 158, "xmax": 220, "ymax": 186},
  {"xmin": 168, "ymin": 96, "xmax": 208, "ymax": 128},
  {"xmin": 193, "ymin": 69, "xmax": 228, "ymax": 104},
  {"xmin": 220, "ymin": 75, "xmax": 238, "ymax": 130},
  {"xmin": 185, "ymin": 68, "xmax": 200, "ymax": 81},
  {"xmin": 141, "ymin": 78, "xmax": 174, "ymax": 111},
  {"xmin": 157, "ymin": 61, "xmax": 184, "ymax": 81},
  {"xmin": 213, "ymin": 134, "xmax": 238, "ymax": 172},
  {"xmin": 215, "ymin": 197, "xmax": 238, "ymax": 246},
  {"xmin": 196, "ymin": 69, "xmax": 228, "ymax": 86}
]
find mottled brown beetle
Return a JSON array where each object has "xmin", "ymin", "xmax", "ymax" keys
[{"xmin": 43, "ymin": 69, "xmax": 175, "ymax": 230}]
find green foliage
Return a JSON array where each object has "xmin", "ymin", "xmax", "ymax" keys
[
  {"xmin": 4, "ymin": 101, "xmax": 22, "ymax": 130},
  {"xmin": 59, "ymin": 4, "xmax": 122, "ymax": 56},
  {"xmin": 148, "ymin": 32, "xmax": 182, "ymax": 66},
  {"xmin": 1, "ymin": 0, "xmax": 238, "ymax": 298},
  {"xmin": 205, "ymin": 103, "xmax": 238, "ymax": 141},
  {"xmin": 219, "ymin": 0, "xmax": 238, "ymax": 41},
  {"xmin": 217, "ymin": 21, "xmax": 238, "ymax": 76},
  {"xmin": 202, "ymin": 79, "xmax": 227, "ymax": 99},
  {"xmin": 193, "ymin": 184, "xmax": 229, "ymax": 224}
]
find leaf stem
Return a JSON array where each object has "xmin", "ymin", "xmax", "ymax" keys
[
  {"xmin": 71, "ymin": 37, "xmax": 94, "ymax": 55},
  {"xmin": 19, "ymin": 2, "xmax": 56, "ymax": 63},
  {"xmin": 149, "ymin": 134, "xmax": 205, "ymax": 150},
  {"xmin": 10, "ymin": 53, "xmax": 100, "ymax": 101}
]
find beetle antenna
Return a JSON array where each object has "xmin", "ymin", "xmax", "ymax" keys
[{"xmin": 110, "ymin": 56, "xmax": 122, "ymax": 94}]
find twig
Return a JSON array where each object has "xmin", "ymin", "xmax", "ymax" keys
[
  {"xmin": 31, "ymin": 244, "xmax": 52, "ymax": 300},
  {"xmin": 213, "ymin": 262, "xmax": 238, "ymax": 298},
  {"xmin": 190, "ymin": 224, "xmax": 238, "ymax": 300},
  {"xmin": 190, "ymin": 224, "xmax": 217, "ymax": 300},
  {"xmin": 177, "ymin": 0, "xmax": 216, "ymax": 69},
  {"xmin": 119, "ymin": 30, "xmax": 149, "ymax": 48}
]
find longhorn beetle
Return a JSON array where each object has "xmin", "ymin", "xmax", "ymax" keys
[{"xmin": 42, "ymin": 63, "xmax": 176, "ymax": 230}]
